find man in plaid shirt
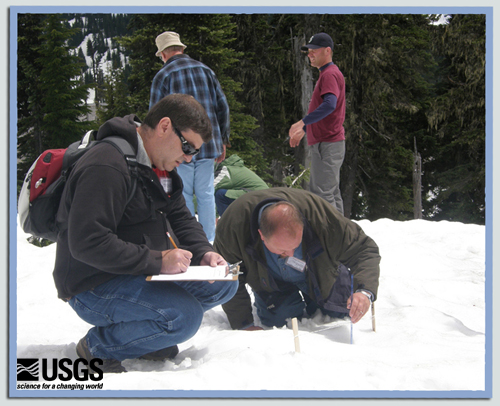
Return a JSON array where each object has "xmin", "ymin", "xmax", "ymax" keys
[{"xmin": 150, "ymin": 31, "xmax": 230, "ymax": 242}]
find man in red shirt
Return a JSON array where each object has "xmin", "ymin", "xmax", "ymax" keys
[{"xmin": 289, "ymin": 33, "xmax": 346, "ymax": 216}]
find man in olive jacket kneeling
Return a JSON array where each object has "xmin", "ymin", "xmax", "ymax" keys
[{"xmin": 213, "ymin": 188, "xmax": 380, "ymax": 330}]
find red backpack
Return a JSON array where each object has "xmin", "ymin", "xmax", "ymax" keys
[{"xmin": 18, "ymin": 130, "xmax": 138, "ymax": 242}]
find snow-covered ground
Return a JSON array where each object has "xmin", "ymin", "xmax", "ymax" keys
[{"xmin": 13, "ymin": 217, "xmax": 488, "ymax": 398}]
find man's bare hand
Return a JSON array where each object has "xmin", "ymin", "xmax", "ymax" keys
[
  {"xmin": 200, "ymin": 251, "xmax": 227, "ymax": 267},
  {"xmin": 215, "ymin": 144, "xmax": 227, "ymax": 164},
  {"xmin": 288, "ymin": 120, "xmax": 305, "ymax": 147},
  {"xmin": 200, "ymin": 251, "xmax": 227, "ymax": 284},
  {"xmin": 160, "ymin": 249, "xmax": 193, "ymax": 274},
  {"xmin": 347, "ymin": 292, "xmax": 371, "ymax": 324}
]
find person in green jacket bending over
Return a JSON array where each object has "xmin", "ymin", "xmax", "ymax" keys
[
  {"xmin": 213, "ymin": 187, "xmax": 380, "ymax": 331},
  {"xmin": 213, "ymin": 154, "xmax": 268, "ymax": 217}
]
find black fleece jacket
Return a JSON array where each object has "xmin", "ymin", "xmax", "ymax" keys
[{"xmin": 53, "ymin": 114, "xmax": 213, "ymax": 300}]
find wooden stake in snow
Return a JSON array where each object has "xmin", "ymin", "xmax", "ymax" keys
[
  {"xmin": 292, "ymin": 317, "xmax": 300, "ymax": 353},
  {"xmin": 371, "ymin": 302, "xmax": 376, "ymax": 332}
]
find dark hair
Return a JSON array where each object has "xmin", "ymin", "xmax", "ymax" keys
[
  {"xmin": 259, "ymin": 201, "xmax": 304, "ymax": 239},
  {"xmin": 143, "ymin": 94, "xmax": 212, "ymax": 142}
]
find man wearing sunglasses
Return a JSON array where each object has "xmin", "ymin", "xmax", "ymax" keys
[{"xmin": 53, "ymin": 94, "xmax": 238, "ymax": 373}]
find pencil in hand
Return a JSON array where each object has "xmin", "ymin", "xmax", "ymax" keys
[{"xmin": 166, "ymin": 232, "xmax": 178, "ymax": 249}]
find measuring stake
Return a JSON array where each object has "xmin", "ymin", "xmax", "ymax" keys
[
  {"xmin": 350, "ymin": 273, "xmax": 354, "ymax": 344},
  {"xmin": 292, "ymin": 317, "xmax": 300, "ymax": 353},
  {"xmin": 371, "ymin": 302, "xmax": 376, "ymax": 332}
]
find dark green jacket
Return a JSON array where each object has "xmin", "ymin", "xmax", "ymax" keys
[{"xmin": 213, "ymin": 188, "xmax": 380, "ymax": 329}]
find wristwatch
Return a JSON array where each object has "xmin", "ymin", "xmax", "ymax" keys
[{"xmin": 357, "ymin": 289, "xmax": 373, "ymax": 303}]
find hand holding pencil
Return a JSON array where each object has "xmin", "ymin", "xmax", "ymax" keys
[{"xmin": 160, "ymin": 232, "xmax": 193, "ymax": 274}]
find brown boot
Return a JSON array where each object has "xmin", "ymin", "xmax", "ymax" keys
[{"xmin": 76, "ymin": 336, "xmax": 127, "ymax": 373}]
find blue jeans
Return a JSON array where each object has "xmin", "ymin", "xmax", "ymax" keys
[
  {"xmin": 214, "ymin": 189, "xmax": 235, "ymax": 216},
  {"xmin": 69, "ymin": 275, "xmax": 238, "ymax": 361},
  {"xmin": 177, "ymin": 159, "xmax": 216, "ymax": 241}
]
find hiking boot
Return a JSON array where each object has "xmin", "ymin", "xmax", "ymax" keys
[
  {"xmin": 76, "ymin": 336, "xmax": 127, "ymax": 374},
  {"xmin": 139, "ymin": 345, "xmax": 179, "ymax": 361}
]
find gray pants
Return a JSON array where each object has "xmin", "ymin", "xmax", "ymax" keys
[{"xmin": 309, "ymin": 140, "xmax": 345, "ymax": 215}]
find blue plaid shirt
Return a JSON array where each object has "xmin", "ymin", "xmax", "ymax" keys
[{"xmin": 150, "ymin": 54, "xmax": 230, "ymax": 161}]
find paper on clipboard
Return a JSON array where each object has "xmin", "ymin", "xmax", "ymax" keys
[{"xmin": 146, "ymin": 265, "xmax": 239, "ymax": 282}]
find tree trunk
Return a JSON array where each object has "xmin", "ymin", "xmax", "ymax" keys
[
  {"xmin": 271, "ymin": 159, "xmax": 284, "ymax": 185},
  {"xmin": 292, "ymin": 34, "xmax": 314, "ymax": 189},
  {"xmin": 413, "ymin": 138, "xmax": 423, "ymax": 219},
  {"xmin": 340, "ymin": 26, "xmax": 362, "ymax": 219},
  {"xmin": 341, "ymin": 134, "xmax": 359, "ymax": 218}
]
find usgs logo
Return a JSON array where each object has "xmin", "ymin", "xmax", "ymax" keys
[{"xmin": 17, "ymin": 358, "xmax": 104, "ymax": 383}]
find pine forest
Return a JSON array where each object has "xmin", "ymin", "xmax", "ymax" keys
[{"xmin": 16, "ymin": 13, "xmax": 486, "ymax": 224}]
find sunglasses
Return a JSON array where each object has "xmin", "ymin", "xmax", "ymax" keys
[{"xmin": 172, "ymin": 124, "xmax": 200, "ymax": 156}]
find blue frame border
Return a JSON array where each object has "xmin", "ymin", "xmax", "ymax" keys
[{"xmin": 9, "ymin": 5, "xmax": 493, "ymax": 399}]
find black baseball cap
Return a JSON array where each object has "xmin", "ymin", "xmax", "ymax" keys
[{"xmin": 301, "ymin": 33, "xmax": 334, "ymax": 51}]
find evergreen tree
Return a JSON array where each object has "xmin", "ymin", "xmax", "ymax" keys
[
  {"xmin": 117, "ymin": 16, "xmax": 161, "ymax": 118},
  {"xmin": 17, "ymin": 14, "xmax": 92, "ymax": 190},
  {"xmin": 231, "ymin": 14, "xmax": 303, "ymax": 184},
  {"xmin": 424, "ymin": 14, "xmax": 486, "ymax": 224},
  {"xmin": 17, "ymin": 14, "xmax": 45, "ymax": 186},
  {"xmin": 96, "ymin": 68, "xmax": 133, "ymax": 124},
  {"xmin": 36, "ymin": 15, "xmax": 92, "ymax": 146}
]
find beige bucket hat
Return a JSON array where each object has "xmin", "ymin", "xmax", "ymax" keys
[{"xmin": 155, "ymin": 31, "xmax": 187, "ymax": 57}]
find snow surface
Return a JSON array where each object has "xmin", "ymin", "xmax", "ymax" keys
[{"xmin": 14, "ymin": 217, "xmax": 487, "ymax": 397}]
